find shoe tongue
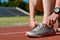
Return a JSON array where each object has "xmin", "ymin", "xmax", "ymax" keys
[
  {"xmin": 39, "ymin": 23, "xmax": 53, "ymax": 28},
  {"xmin": 32, "ymin": 23, "xmax": 48, "ymax": 31},
  {"xmin": 39, "ymin": 23, "xmax": 51, "ymax": 29},
  {"xmin": 32, "ymin": 24, "xmax": 41, "ymax": 31},
  {"xmin": 39, "ymin": 23, "xmax": 47, "ymax": 27}
]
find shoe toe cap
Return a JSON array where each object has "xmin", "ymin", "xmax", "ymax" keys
[{"xmin": 25, "ymin": 32, "xmax": 36, "ymax": 36}]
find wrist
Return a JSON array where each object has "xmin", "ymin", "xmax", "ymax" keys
[
  {"xmin": 30, "ymin": 19, "xmax": 35, "ymax": 21},
  {"xmin": 30, "ymin": 17, "xmax": 35, "ymax": 20},
  {"xmin": 30, "ymin": 18, "xmax": 35, "ymax": 21}
]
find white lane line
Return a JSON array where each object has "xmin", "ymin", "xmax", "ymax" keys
[{"xmin": 0, "ymin": 31, "xmax": 27, "ymax": 35}]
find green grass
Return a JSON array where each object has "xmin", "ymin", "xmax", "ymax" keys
[{"xmin": 0, "ymin": 16, "xmax": 43, "ymax": 26}]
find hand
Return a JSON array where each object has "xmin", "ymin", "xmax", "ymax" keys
[
  {"xmin": 30, "ymin": 19, "xmax": 39, "ymax": 28},
  {"xmin": 47, "ymin": 13, "xmax": 59, "ymax": 26}
]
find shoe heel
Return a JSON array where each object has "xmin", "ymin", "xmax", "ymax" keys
[{"xmin": 49, "ymin": 32, "xmax": 56, "ymax": 36}]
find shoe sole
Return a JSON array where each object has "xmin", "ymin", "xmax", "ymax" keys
[{"xmin": 25, "ymin": 32, "xmax": 56, "ymax": 38}]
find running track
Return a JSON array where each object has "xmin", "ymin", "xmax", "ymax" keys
[{"xmin": 0, "ymin": 24, "xmax": 60, "ymax": 40}]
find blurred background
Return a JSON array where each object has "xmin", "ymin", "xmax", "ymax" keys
[{"xmin": 0, "ymin": 0, "xmax": 43, "ymax": 26}]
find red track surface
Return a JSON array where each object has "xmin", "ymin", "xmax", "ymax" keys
[{"xmin": 0, "ymin": 24, "xmax": 60, "ymax": 40}]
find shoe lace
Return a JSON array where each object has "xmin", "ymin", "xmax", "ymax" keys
[{"xmin": 32, "ymin": 23, "xmax": 44, "ymax": 31}]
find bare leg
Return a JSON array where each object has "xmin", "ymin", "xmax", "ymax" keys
[
  {"xmin": 42, "ymin": 0, "xmax": 56, "ymax": 25},
  {"xmin": 25, "ymin": 0, "xmax": 56, "ymax": 37},
  {"xmin": 29, "ymin": 0, "xmax": 56, "ymax": 28},
  {"xmin": 29, "ymin": 0, "xmax": 38, "ymax": 28}
]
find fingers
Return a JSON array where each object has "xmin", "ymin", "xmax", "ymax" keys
[
  {"xmin": 47, "ymin": 18, "xmax": 51, "ymax": 26},
  {"xmin": 30, "ymin": 22, "xmax": 35, "ymax": 28},
  {"xmin": 30, "ymin": 20, "xmax": 38, "ymax": 28},
  {"xmin": 35, "ymin": 21, "xmax": 39, "ymax": 27},
  {"xmin": 50, "ymin": 17, "xmax": 55, "ymax": 24},
  {"xmin": 47, "ymin": 15, "xmax": 57, "ymax": 26},
  {"xmin": 47, "ymin": 16, "xmax": 53, "ymax": 26}
]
